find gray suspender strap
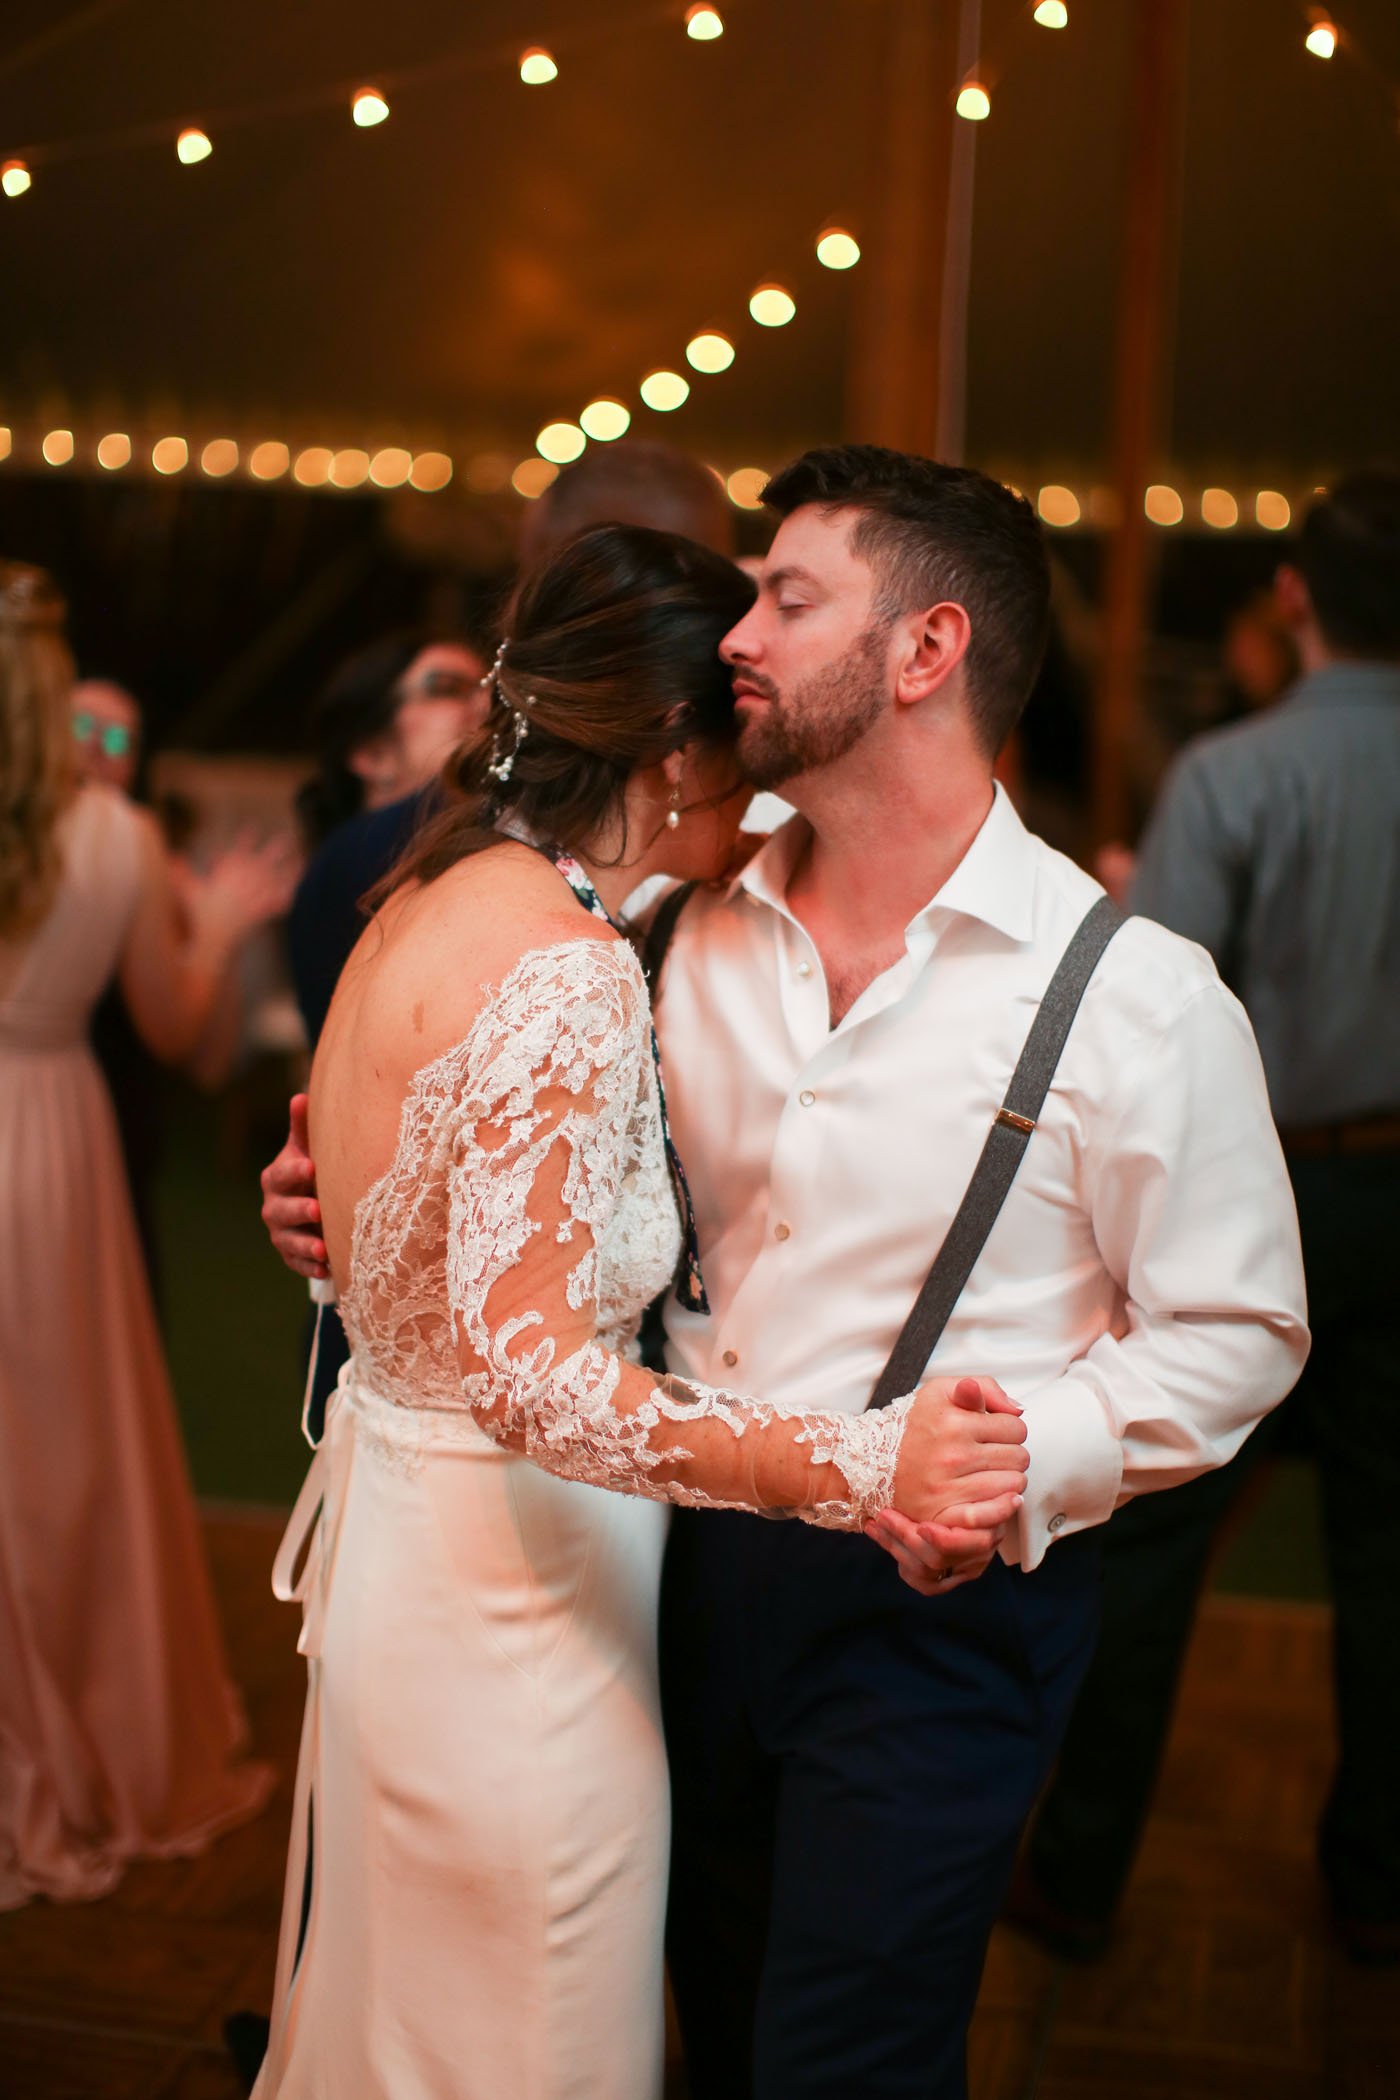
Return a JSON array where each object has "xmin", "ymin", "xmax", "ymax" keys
[
  {"xmin": 640, "ymin": 880, "xmax": 698, "ymax": 997},
  {"xmin": 865, "ymin": 893, "xmax": 1129, "ymax": 1412}
]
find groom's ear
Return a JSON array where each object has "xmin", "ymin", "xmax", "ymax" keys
[{"xmin": 894, "ymin": 601, "xmax": 972, "ymax": 711}]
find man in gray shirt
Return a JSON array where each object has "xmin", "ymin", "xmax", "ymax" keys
[{"xmin": 1012, "ymin": 471, "xmax": 1400, "ymax": 1966}]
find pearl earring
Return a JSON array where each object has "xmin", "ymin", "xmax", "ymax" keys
[{"xmin": 665, "ymin": 786, "xmax": 682, "ymax": 830}]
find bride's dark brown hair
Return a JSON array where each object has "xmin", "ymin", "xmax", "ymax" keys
[{"xmin": 389, "ymin": 522, "xmax": 755, "ymax": 893}]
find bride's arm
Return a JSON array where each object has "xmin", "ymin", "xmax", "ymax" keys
[{"xmin": 445, "ymin": 938, "xmax": 1028, "ymax": 1532}]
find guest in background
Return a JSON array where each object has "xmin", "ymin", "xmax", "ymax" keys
[
  {"xmin": 0, "ymin": 562, "xmax": 288, "ymax": 1910},
  {"xmin": 1012, "ymin": 471, "xmax": 1400, "ymax": 1967}
]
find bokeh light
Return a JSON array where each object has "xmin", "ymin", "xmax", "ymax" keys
[
  {"xmin": 685, "ymin": 6, "xmax": 724, "ymax": 40},
  {"xmin": 1255, "ymin": 490, "xmax": 1291, "ymax": 531},
  {"xmin": 1036, "ymin": 485, "xmax": 1081, "ymax": 527},
  {"xmin": 816, "ymin": 227, "xmax": 860, "ymax": 270},
  {"xmin": 536, "ymin": 421, "xmax": 586, "ymax": 464},
  {"xmin": 512, "ymin": 457, "xmax": 559, "ymax": 499},
  {"xmin": 369, "ymin": 447, "xmax": 413, "ymax": 488},
  {"xmin": 42, "ymin": 430, "xmax": 75, "ymax": 466},
  {"xmin": 639, "ymin": 370, "xmax": 690, "ymax": 412},
  {"xmin": 580, "ymin": 399, "xmax": 631, "ymax": 442},
  {"xmin": 97, "ymin": 433, "xmax": 132, "ymax": 471},
  {"xmin": 519, "ymin": 48, "xmax": 558, "ymax": 85},
  {"xmin": 177, "ymin": 128, "xmax": 212, "ymax": 164},
  {"xmin": 200, "ymin": 439, "xmax": 239, "ymax": 477},
  {"xmin": 726, "ymin": 468, "xmax": 768, "ymax": 510},
  {"xmin": 686, "ymin": 332, "xmax": 735, "ymax": 374},
  {"xmin": 1034, "ymin": 2, "xmax": 1069, "ymax": 26},
  {"xmin": 408, "ymin": 451, "xmax": 454, "ymax": 491},
  {"xmin": 248, "ymin": 441, "xmax": 290, "ymax": 481},
  {"xmin": 152, "ymin": 437, "xmax": 189, "ymax": 475},
  {"xmin": 956, "ymin": 82, "xmax": 991, "ymax": 121},
  {"xmin": 749, "ymin": 284, "xmax": 796, "ymax": 328},
  {"xmin": 1144, "ymin": 484, "xmax": 1184, "ymax": 526},
  {"xmin": 2, "ymin": 161, "xmax": 32, "ymax": 199},
  {"xmin": 1201, "ymin": 488, "xmax": 1239, "ymax": 529},
  {"xmin": 1304, "ymin": 20, "xmax": 1338, "ymax": 60},
  {"xmin": 294, "ymin": 447, "xmax": 334, "ymax": 487},
  {"xmin": 352, "ymin": 88, "xmax": 390, "ymax": 127}
]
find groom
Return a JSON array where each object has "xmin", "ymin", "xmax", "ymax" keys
[{"xmin": 263, "ymin": 446, "xmax": 1307, "ymax": 2097}]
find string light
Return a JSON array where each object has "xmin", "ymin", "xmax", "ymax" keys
[
  {"xmin": 351, "ymin": 87, "xmax": 390, "ymax": 127},
  {"xmin": 1201, "ymin": 487, "xmax": 1238, "ymax": 529},
  {"xmin": 200, "ymin": 439, "xmax": 238, "ymax": 476},
  {"xmin": 1255, "ymin": 490, "xmax": 1291, "ymax": 530},
  {"xmin": 579, "ymin": 399, "xmax": 631, "ymax": 441},
  {"xmin": 512, "ymin": 457, "xmax": 558, "ymax": 499},
  {"xmin": 519, "ymin": 48, "xmax": 558, "ymax": 85},
  {"xmin": 2, "ymin": 160, "xmax": 31, "ymax": 198},
  {"xmin": 686, "ymin": 331, "xmax": 735, "ymax": 373},
  {"xmin": 1036, "ymin": 485, "xmax": 1081, "ymax": 526},
  {"xmin": 1144, "ymin": 484, "xmax": 1184, "ymax": 525},
  {"xmin": 1033, "ymin": 2, "xmax": 1069, "ymax": 25},
  {"xmin": 408, "ymin": 451, "xmax": 453, "ymax": 491},
  {"xmin": 536, "ymin": 421, "xmax": 586, "ymax": 463},
  {"xmin": 330, "ymin": 448, "xmax": 371, "ymax": 488},
  {"xmin": 248, "ymin": 441, "xmax": 290, "ymax": 480},
  {"xmin": 639, "ymin": 369, "xmax": 690, "ymax": 412},
  {"xmin": 0, "ymin": 429, "xmax": 11, "ymax": 461},
  {"xmin": 726, "ymin": 467, "xmax": 768, "ymax": 510},
  {"xmin": 151, "ymin": 436, "xmax": 189, "ymax": 474},
  {"xmin": 956, "ymin": 80, "xmax": 992, "ymax": 121},
  {"xmin": 369, "ymin": 447, "xmax": 413, "ymax": 487},
  {"xmin": 177, "ymin": 128, "xmax": 212, "ymax": 164},
  {"xmin": 749, "ymin": 284, "xmax": 796, "ymax": 327},
  {"xmin": 97, "ymin": 433, "xmax": 131, "ymax": 470},
  {"xmin": 43, "ymin": 431, "xmax": 75, "ymax": 466},
  {"xmin": 685, "ymin": 6, "xmax": 725, "ymax": 39},
  {"xmin": 816, "ymin": 227, "xmax": 860, "ymax": 269},
  {"xmin": 294, "ymin": 446, "xmax": 334, "ymax": 487},
  {"xmin": 1304, "ymin": 15, "xmax": 1338, "ymax": 60}
]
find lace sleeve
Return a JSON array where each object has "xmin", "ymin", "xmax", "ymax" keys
[{"xmin": 444, "ymin": 938, "xmax": 912, "ymax": 1531}]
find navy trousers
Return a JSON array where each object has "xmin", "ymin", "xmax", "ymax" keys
[{"xmin": 660, "ymin": 1508, "xmax": 1100, "ymax": 2100}]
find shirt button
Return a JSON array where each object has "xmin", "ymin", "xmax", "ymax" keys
[
  {"xmin": 796, "ymin": 960, "xmax": 813, "ymax": 978},
  {"xmin": 1048, "ymin": 1512, "xmax": 1067, "ymax": 1535},
  {"xmin": 722, "ymin": 1349, "xmax": 739, "ymax": 1368},
  {"xmin": 774, "ymin": 1222, "xmax": 791, "ymax": 1241},
  {"xmin": 798, "ymin": 1089, "xmax": 816, "ymax": 1107}
]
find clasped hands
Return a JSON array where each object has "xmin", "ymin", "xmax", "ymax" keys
[
  {"xmin": 261, "ymin": 1097, "xmax": 1027, "ymax": 1597},
  {"xmin": 870, "ymin": 1374, "xmax": 1029, "ymax": 1597}
]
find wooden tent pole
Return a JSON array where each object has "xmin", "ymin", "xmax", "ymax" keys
[
  {"xmin": 936, "ymin": 0, "xmax": 982, "ymax": 463},
  {"xmin": 1093, "ymin": 0, "xmax": 1189, "ymax": 848}
]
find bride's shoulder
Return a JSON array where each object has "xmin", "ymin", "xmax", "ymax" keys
[{"xmin": 359, "ymin": 842, "xmax": 629, "ymax": 1071}]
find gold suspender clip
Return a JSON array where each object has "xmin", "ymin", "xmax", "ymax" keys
[{"xmin": 995, "ymin": 1108, "xmax": 1036, "ymax": 1135}]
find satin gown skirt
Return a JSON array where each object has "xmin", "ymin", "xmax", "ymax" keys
[{"xmin": 256, "ymin": 1373, "xmax": 671, "ymax": 2100}]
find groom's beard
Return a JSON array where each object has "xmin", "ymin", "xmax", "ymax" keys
[{"xmin": 735, "ymin": 624, "xmax": 890, "ymax": 791}]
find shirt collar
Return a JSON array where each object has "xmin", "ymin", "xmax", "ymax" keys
[
  {"xmin": 733, "ymin": 781, "xmax": 1037, "ymax": 945},
  {"xmin": 1282, "ymin": 661, "xmax": 1400, "ymax": 711}
]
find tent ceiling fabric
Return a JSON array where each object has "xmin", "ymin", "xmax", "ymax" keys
[{"xmin": 2, "ymin": 0, "xmax": 1399, "ymax": 480}]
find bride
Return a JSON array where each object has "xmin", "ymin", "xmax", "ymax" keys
[{"xmin": 256, "ymin": 523, "xmax": 1028, "ymax": 2099}]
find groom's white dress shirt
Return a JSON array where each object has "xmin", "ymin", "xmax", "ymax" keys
[{"xmin": 658, "ymin": 786, "xmax": 1309, "ymax": 1570}]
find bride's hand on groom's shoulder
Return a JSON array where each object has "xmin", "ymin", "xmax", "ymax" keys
[
  {"xmin": 259, "ymin": 1094, "xmax": 331, "ymax": 1280},
  {"xmin": 870, "ymin": 1376, "xmax": 1028, "ymax": 1596}
]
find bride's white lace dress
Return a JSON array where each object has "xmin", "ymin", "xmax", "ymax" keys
[{"xmin": 255, "ymin": 936, "xmax": 910, "ymax": 2100}]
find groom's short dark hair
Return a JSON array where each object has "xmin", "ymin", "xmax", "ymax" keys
[{"xmin": 762, "ymin": 445, "xmax": 1051, "ymax": 756}]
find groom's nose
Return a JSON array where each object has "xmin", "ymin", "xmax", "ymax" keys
[{"xmin": 719, "ymin": 608, "xmax": 758, "ymax": 664}]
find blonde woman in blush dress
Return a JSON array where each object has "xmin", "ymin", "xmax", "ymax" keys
[
  {"xmin": 0, "ymin": 564, "xmax": 287, "ymax": 1909},
  {"xmin": 253, "ymin": 526, "xmax": 1028, "ymax": 2100}
]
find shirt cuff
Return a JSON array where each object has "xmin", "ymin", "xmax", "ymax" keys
[{"xmin": 1005, "ymin": 1376, "xmax": 1122, "ymax": 1571}]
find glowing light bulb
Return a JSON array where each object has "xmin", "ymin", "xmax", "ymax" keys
[
  {"xmin": 816, "ymin": 227, "xmax": 860, "ymax": 270},
  {"xmin": 248, "ymin": 441, "xmax": 290, "ymax": 481},
  {"xmin": 726, "ymin": 468, "xmax": 768, "ymax": 511},
  {"xmin": 512, "ymin": 457, "xmax": 559, "ymax": 499},
  {"xmin": 685, "ymin": 5, "xmax": 725, "ymax": 39},
  {"xmin": 749, "ymin": 284, "xmax": 796, "ymax": 328},
  {"xmin": 1036, "ymin": 485, "xmax": 1081, "ymax": 527},
  {"xmin": 1144, "ymin": 484, "xmax": 1184, "ymax": 526},
  {"xmin": 408, "ymin": 451, "xmax": 453, "ymax": 491},
  {"xmin": 1304, "ymin": 18, "xmax": 1337, "ymax": 60},
  {"xmin": 2, "ymin": 160, "xmax": 32, "ymax": 198},
  {"xmin": 686, "ymin": 332, "xmax": 735, "ymax": 374},
  {"xmin": 1033, "ymin": 2, "xmax": 1068, "ymax": 27},
  {"xmin": 42, "ymin": 430, "xmax": 75, "ymax": 466},
  {"xmin": 352, "ymin": 88, "xmax": 390, "ymax": 127},
  {"xmin": 293, "ymin": 447, "xmax": 334, "ymax": 487},
  {"xmin": 369, "ymin": 447, "xmax": 413, "ymax": 488},
  {"xmin": 97, "ymin": 433, "xmax": 132, "ymax": 471},
  {"xmin": 328, "ymin": 448, "xmax": 370, "ymax": 489},
  {"xmin": 1255, "ymin": 490, "xmax": 1291, "ymax": 531},
  {"xmin": 0, "ymin": 428, "xmax": 12, "ymax": 461},
  {"xmin": 579, "ymin": 399, "xmax": 631, "ymax": 442},
  {"xmin": 519, "ymin": 47, "xmax": 558, "ymax": 85},
  {"xmin": 151, "ymin": 437, "xmax": 189, "ymax": 475},
  {"xmin": 639, "ymin": 370, "xmax": 690, "ymax": 412},
  {"xmin": 956, "ymin": 81, "xmax": 991, "ymax": 121},
  {"xmin": 536, "ymin": 421, "xmax": 586, "ymax": 464},
  {"xmin": 1201, "ymin": 488, "xmax": 1238, "ymax": 530},
  {"xmin": 177, "ymin": 128, "xmax": 212, "ymax": 164},
  {"xmin": 200, "ymin": 439, "xmax": 239, "ymax": 477}
]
